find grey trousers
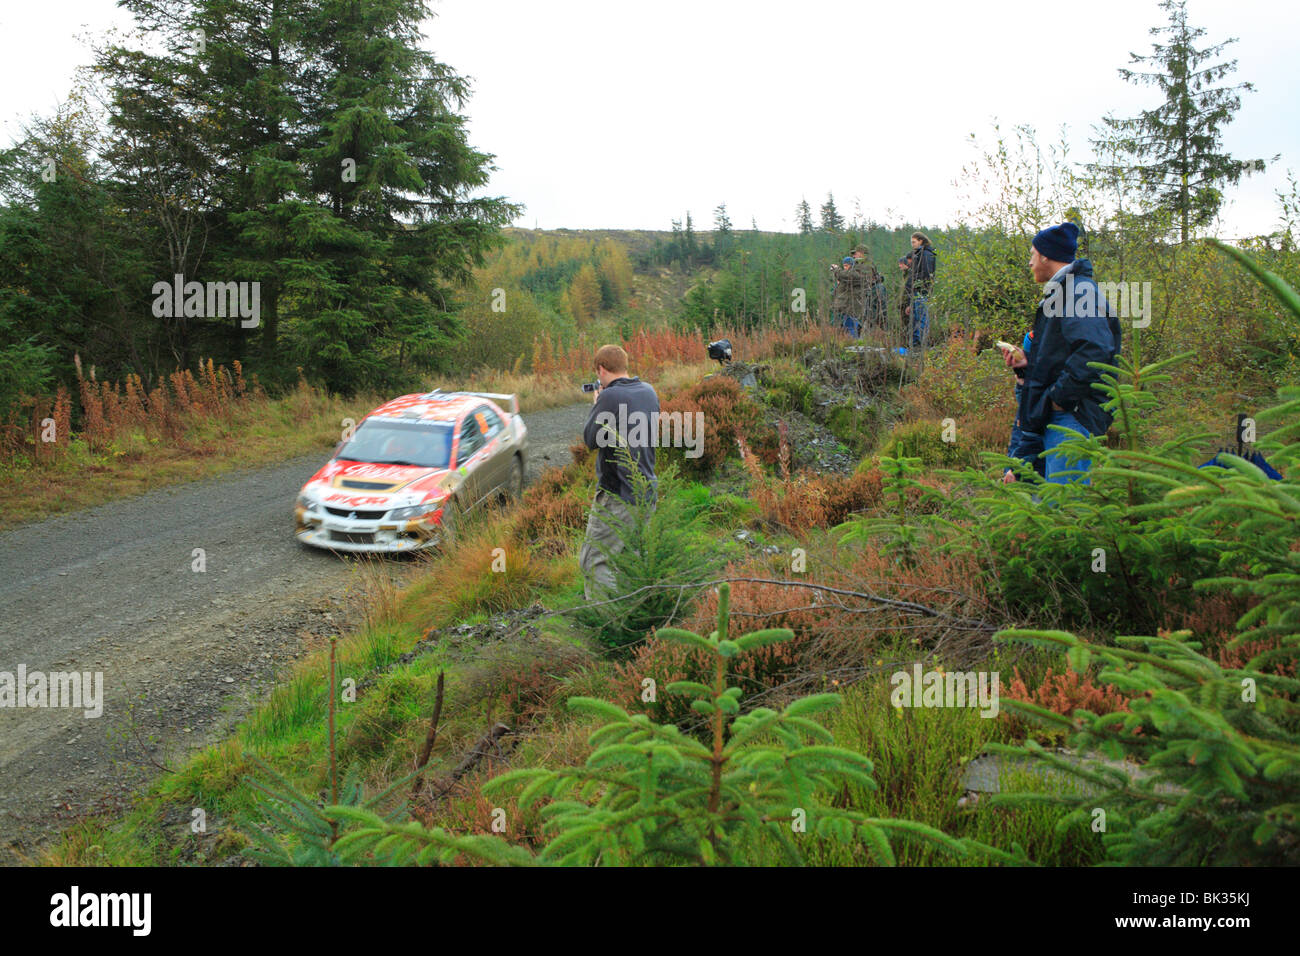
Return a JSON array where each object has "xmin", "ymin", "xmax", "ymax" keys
[{"xmin": 579, "ymin": 488, "xmax": 634, "ymax": 601}]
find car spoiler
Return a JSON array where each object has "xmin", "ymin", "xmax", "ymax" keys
[{"xmin": 431, "ymin": 389, "xmax": 520, "ymax": 416}]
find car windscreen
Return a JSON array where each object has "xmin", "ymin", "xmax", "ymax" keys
[{"xmin": 336, "ymin": 418, "xmax": 453, "ymax": 468}]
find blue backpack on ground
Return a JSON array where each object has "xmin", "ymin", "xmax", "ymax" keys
[{"xmin": 1198, "ymin": 415, "xmax": 1283, "ymax": 480}]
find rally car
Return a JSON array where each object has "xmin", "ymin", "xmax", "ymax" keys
[{"xmin": 294, "ymin": 390, "xmax": 528, "ymax": 553}]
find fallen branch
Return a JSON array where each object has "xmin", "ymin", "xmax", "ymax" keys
[
  {"xmin": 425, "ymin": 722, "xmax": 515, "ymax": 805},
  {"xmin": 447, "ymin": 723, "xmax": 512, "ymax": 783},
  {"xmin": 410, "ymin": 670, "xmax": 446, "ymax": 798}
]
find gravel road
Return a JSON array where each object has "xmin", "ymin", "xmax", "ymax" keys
[{"xmin": 0, "ymin": 400, "xmax": 590, "ymax": 862}]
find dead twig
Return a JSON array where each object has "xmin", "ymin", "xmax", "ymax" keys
[{"xmin": 410, "ymin": 670, "xmax": 446, "ymax": 798}]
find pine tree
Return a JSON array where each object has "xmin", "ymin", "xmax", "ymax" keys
[
  {"xmin": 712, "ymin": 202, "xmax": 733, "ymax": 258},
  {"xmin": 99, "ymin": 0, "xmax": 518, "ymax": 390},
  {"xmin": 819, "ymin": 192, "xmax": 844, "ymax": 232},
  {"xmin": 0, "ymin": 101, "xmax": 142, "ymax": 394},
  {"xmin": 100, "ymin": 0, "xmax": 317, "ymax": 367},
  {"xmin": 1094, "ymin": 0, "xmax": 1268, "ymax": 243},
  {"xmin": 574, "ymin": 459, "xmax": 722, "ymax": 649},
  {"xmin": 668, "ymin": 217, "xmax": 684, "ymax": 269},
  {"xmin": 285, "ymin": 0, "xmax": 518, "ymax": 387},
  {"xmin": 796, "ymin": 198, "xmax": 814, "ymax": 234}
]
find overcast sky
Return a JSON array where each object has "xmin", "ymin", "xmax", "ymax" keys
[{"xmin": 3, "ymin": 0, "xmax": 1296, "ymax": 236}]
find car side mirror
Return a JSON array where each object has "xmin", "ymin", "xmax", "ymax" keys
[{"xmin": 332, "ymin": 441, "xmax": 345, "ymax": 458}]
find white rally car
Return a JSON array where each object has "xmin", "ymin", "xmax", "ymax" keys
[{"xmin": 295, "ymin": 390, "xmax": 527, "ymax": 553}]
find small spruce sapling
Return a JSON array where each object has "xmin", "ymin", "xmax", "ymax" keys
[
  {"xmin": 578, "ymin": 439, "xmax": 722, "ymax": 650},
  {"xmin": 482, "ymin": 582, "xmax": 970, "ymax": 865}
]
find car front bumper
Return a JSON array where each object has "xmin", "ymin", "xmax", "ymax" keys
[{"xmin": 295, "ymin": 507, "xmax": 445, "ymax": 553}]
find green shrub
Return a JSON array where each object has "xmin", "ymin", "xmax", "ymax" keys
[
  {"xmin": 990, "ymin": 626, "xmax": 1300, "ymax": 865},
  {"xmin": 879, "ymin": 419, "xmax": 982, "ymax": 469},
  {"xmin": 764, "ymin": 372, "xmax": 816, "ymax": 416}
]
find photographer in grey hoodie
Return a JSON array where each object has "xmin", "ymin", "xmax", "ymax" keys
[{"xmin": 580, "ymin": 344, "xmax": 660, "ymax": 600}]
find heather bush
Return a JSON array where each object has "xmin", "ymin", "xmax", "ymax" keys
[
  {"xmin": 741, "ymin": 453, "xmax": 883, "ymax": 534},
  {"xmin": 510, "ymin": 442, "xmax": 594, "ymax": 554},
  {"xmin": 657, "ymin": 375, "xmax": 769, "ymax": 479},
  {"xmin": 1003, "ymin": 664, "xmax": 1132, "ymax": 740},
  {"xmin": 614, "ymin": 578, "xmax": 826, "ymax": 728}
]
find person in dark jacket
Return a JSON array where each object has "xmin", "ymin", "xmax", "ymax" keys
[
  {"xmin": 1003, "ymin": 221, "xmax": 1121, "ymax": 485},
  {"xmin": 580, "ymin": 344, "xmax": 659, "ymax": 599},
  {"xmin": 870, "ymin": 271, "xmax": 888, "ymax": 328},
  {"xmin": 902, "ymin": 233, "xmax": 937, "ymax": 348},
  {"xmin": 850, "ymin": 247, "xmax": 883, "ymax": 328},
  {"xmin": 897, "ymin": 255, "xmax": 912, "ymax": 329},
  {"xmin": 831, "ymin": 256, "xmax": 863, "ymax": 337}
]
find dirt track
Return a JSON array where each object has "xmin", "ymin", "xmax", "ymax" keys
[{"xmin": 0, "ymin": 401, "xmax": 590, "ymax": 863}]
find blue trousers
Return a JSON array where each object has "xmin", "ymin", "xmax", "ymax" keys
[
  {"xmin": 1043, "ymin": 410, "xmax": 1093, "ymax": 484},
  {"xmin": 910, "ymin": 296, "xmax": 929, "ymax": 346},
  {"xmin": 1008, "ymin": 426, "xmax": 1046, "ymax": 478}
]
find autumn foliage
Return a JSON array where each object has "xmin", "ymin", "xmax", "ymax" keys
[
  {"xmin": 1004, "ymin": 665, "xmax": 1133, "ymax": 722},
  {"xmin": 3, "ymin": 357, "xmax": 256, "ymax": 461}
]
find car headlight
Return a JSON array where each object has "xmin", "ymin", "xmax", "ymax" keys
[
  {"xmin": 296, "ymin": 494, "xmax": 318, "ymax": 512},
  {"xmin": 389, "ymin": 501, "xmax": 440, "ymax": 521}
]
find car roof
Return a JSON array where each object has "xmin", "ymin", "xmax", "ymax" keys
[{"xmin": 364, "ymin": 391, "xmax": 499, "ymax": 425}]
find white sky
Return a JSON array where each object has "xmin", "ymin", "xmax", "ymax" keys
[{"xmin": 3, "ymin": 0, "xmax": 1297, "ymax": 236}]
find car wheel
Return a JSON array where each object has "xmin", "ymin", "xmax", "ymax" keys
[{"xmin": 439, "ymin": 497, "xmax": 459, "ymax": 548}]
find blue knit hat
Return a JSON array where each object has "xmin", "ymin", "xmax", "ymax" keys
[
  {"xmin": 842, "ymin": 256, "xmax": 855, "ymax": 265},
  {"xmin": 1032, "ymin": 221, "xmax": 1079, "ymax": 263}
]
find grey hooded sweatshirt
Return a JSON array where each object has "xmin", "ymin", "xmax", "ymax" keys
[{"xmin": 583, "ymin": 376, "xmax": 660, "ymax": 504}]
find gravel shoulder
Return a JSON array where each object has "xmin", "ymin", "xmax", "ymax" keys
[{"xmin": 0, "ymin": 400, "xmax": 590, "ymax": 863}]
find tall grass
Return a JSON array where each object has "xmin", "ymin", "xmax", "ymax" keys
[{"xmin": 807, "ymin": 679, "xmax": 1103, "ymax": 866}]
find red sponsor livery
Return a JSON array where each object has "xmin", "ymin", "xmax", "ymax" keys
[{"xmin": 323, "ymin": 493, "xmax": 391, "ymax": 507}]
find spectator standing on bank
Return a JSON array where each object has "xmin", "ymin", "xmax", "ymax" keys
[
  {"xmin": 902, "ymin": 232, "xmax": 937, "ymax": 349},
  {"xmin": 831, "ymin": 256, "xmax": 863, "ymax": 337}
]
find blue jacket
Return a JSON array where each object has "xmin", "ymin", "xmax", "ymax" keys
[{"xmin": 1018, "ymin": 258, "xmax": 1121, "ymax": 437}]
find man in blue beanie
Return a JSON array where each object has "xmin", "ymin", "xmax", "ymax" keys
[{"xmin": 1002, "ymin": 221, "xmax": 1121, "ymax": 485}]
